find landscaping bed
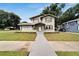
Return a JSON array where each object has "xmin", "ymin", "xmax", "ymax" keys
[{"xmin": 44, "ymin": 32, "xmax": 79, "ymax": 41}]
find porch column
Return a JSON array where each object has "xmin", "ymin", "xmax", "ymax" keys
[{"xmin": 53, "ymin": 19, "xmax": 55, "ymax": 32}]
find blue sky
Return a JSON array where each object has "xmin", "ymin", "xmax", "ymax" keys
[{"xmin": 0, "ymin": 3, "xmax": 76, "ymax": 22}]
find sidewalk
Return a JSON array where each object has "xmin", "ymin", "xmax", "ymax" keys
[
  {"xmin": 29, "ymin": 32, "xmax": 57, "ymax": 56},
  {"xmin": 49, "ymin": 41, "xmax": 79, "ymax": 51},
  {"xmin": 0, "ymin": 41, "xmax": 33, "ymax": 51}
]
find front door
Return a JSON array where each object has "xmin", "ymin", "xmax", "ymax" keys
[{"xmin": 39, "ymin": 27, "xmax": 41, "ymax": 31}]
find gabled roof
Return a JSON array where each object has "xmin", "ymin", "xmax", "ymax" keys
[
  {"xmin": 34, "ymin": 22, "xmax": 45, "ymax": 25},
  {"xmin": 62, "ymin": 18, "xmax": 79, "ymax": 25},
  {"xmin": 30, "ymin": 14, "xmax": 57, "ymax": 20},
  {"xmin": 18, "ymin": 23, "xmax": 35, "ymax": 26}
]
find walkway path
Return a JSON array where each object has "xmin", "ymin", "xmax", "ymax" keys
[{"xmin": 29, "ymin": 32, "xmax": 57, "ymax": 56}]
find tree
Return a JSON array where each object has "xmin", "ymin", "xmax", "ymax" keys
[
  {"xmin": 59, "ymin": 4, "xmax": 79, "ymax": 25},
  {"xmin": 42, "ymin": 3, "xmax": 65, "ymax": 29},
  {"xmin": 73, "ymin": 4, "xmax": 79, "ymax": 19},
  {"xmin": 42, "ymin": 3, "xmax": 65, "ymax": 16},
  {"xmin": 0, "ymin": 10, "xmax": 21, "ymax": 29},
  {"xmin": 8, "ymin": 13, "xmax": 21, "ymax": 29}
]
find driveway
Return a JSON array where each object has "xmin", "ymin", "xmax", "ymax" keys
[{"xmin": 29, "ymin": 32, "xmax": 57, "ymax": 56}]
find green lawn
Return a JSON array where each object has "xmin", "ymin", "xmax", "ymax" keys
[
  {"xmin": 56, "ymin": 51, "xmax": 79, "ymax": 56},
  {"xmin": 0, "ymin": 31, "xmax": 36, "ymax": 41},
  {"xmin": 1, "ymin": 51, "xmax": 79, "ymax": 56},
  {"xmin": 0, "ymin": 51, "xmax": 29, "ymax": 56},
  {"xmin": 44, "ymin": 32, "xmax": 79, "ymax": 41}
]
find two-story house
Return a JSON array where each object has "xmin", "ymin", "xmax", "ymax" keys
[{"xmin": 18, "ymin": 14, "xmax": 56, "ymax": 32}]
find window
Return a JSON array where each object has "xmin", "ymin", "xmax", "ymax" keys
[
  {"xmin": 50, "ymin": 25, "xmax": 53, "ymax": 29},
  {"xmin": 69, "ymin": 22, "xmax": 74, "ymax": 25},
  {"xmin": 77, "ymin": 26, "xmax": 79, "ymax": 30},
  {"xmin": 77, "ymin": 21, "xmax": 79, "ymax": 24},
  {"xmin": 49, "ymin": 25, "xmax": 51, "ymax": 29},
  {"xmin": 49, "ymin": 25, "xmax": 53, "ymax": 29},
  {"xmin": 45, "ymin": 18, "xmax": 48, "ymax": 22},
  {"xmin": 45, "ymin": 17, "xmax": 52, "ymax": 22},
  {"xmin": 75, "ymin": 21, "xmax": 77, "ymax": 24},
  {"xmin": 45, "ymin": 25, "xmax": 53, "ymax": 29},
  {"xmin": 45, "ymin": 25, "xmax": 49, "ymax": 29},
  {"xmin": 46, "ymin": 26, "xmax": 48, "ymax": 29},
  {"xmin": 50, "ymin": 18, "xmax": 52, "ymax": 22}
]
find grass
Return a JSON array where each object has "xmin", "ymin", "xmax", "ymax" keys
[
  {"xmin": 56, "ymin": 51, "xmax": 79, "ymax": 56},
  {"xmin": 44, "ymin": 32, "xmax": 79, "ymax": 41},
  {"xmin": 0, "ymin": 31, "xmax": 36, "ymax": 41},
  {"xmin": 0, "ymin": 51, "xmax": 29, "ymax": 56}
]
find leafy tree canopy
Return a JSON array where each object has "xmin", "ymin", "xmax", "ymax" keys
[
  {"xmin": 42, "ymin": 3, "xmax": 65, "ymax": 16},
  {"xmin": 59, "ymin": 4, "xmax": 79, "ymax": 25},
  {"xmin": 0, "ymin": 10, "xmax": 21, "ymax": 29}
]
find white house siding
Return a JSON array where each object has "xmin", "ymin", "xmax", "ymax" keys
[
  {"xmin": 31, "ymin": 16, "xmax": 55, "ymax": 32},
  {"xmin": 42, "ymin": 16, "xmax": 55, "ymax": 32},
  {"xmin": 19, "ymin": 14, "xmax": 56, "ymax": 32},
  {"xmin": 32, "ymin": 17, "xmax": 39, "ymax": 23},
  {"xmin": 20, "ymin": 26, "xmax": 33, "ymax": 31}
]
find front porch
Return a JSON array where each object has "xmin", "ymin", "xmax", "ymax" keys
[
  {"xmin": 34, "ymin": 23, "xmax": 45, "ymax": 31},
  {"xmin": 33, "ymin": 23, "xmax": 54, "ymax": 32}
]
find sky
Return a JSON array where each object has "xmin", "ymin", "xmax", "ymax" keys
[{"xmin": 0, "ymin": 3, "xmax": 76, "ymax": 22}]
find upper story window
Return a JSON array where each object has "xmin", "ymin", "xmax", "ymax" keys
[
  {"xmin": 45, "ymin": 18, "xmax": 47, "ymax": 22},
  {"xmin": 68, "ymin": 22, "xmax": 74, "ymax": 25},
  {"xmin": 45, "ymin": 17, "xmax": 52, "ymax": 22},
  {"xmin": 50, "ymin": 18, "xmax": 52, "ymax": 22},
  {"xmin": 33, "ymin": 18, "xmax": 39, "ymax": 23},
  {"xmin": 68, "ymin": 21, "xmax": 77, "ymax": 26}
]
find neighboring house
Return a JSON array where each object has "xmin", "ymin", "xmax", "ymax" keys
[
  {"xmin": 18, "ymin": 14, "xmax": 56, "ymax": 32},
  {"xmin": 60, "ymin": 18, "xmax": 79, "ymax": 32}
]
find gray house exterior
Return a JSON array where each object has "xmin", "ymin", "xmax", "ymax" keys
[
  {"xmin": 18, "ymin": 14, "xmax": 56, "ymax": 32},
  {"xmin": 61, "ymin": 18, "xmax": 79, "ymax": 32}
]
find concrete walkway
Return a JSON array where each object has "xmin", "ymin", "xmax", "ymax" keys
[{"xmin": 29, "ymin": 32, "xmax": 57, "ymax": 56}]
